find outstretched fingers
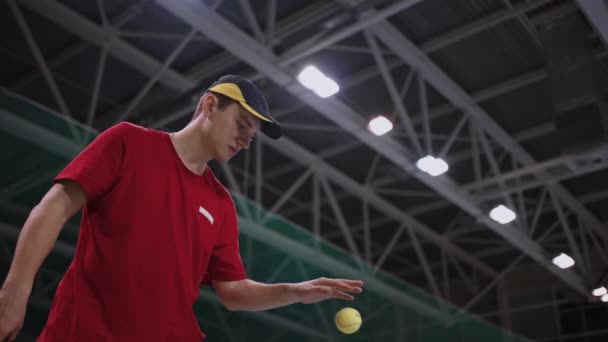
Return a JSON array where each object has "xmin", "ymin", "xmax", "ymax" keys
[
  {"xmin": 314, "ymin": 278, "xmax": 363, "ymax": 294},
  {"xmin": 332, "ymin": 290, "xmax": 355, "ymax": 301}
]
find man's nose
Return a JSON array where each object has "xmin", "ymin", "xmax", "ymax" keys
[{"xmin": 237, "ymin": 137, "xmax": 250, "ymax": 150}]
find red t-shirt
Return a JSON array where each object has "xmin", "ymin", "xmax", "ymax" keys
[{"xmin": 38, "ymin": 122, "xmax": 247, "ymax": 341}]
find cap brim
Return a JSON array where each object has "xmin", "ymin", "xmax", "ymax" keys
[
  {"xmin": 238, "ymin": 100, "xmax": 281, "ymax": 139},
  {"xmin": 261, "ymin": 120, "xmax": 282, "ymax": 140}
]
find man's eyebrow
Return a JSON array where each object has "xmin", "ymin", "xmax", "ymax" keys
[{"xmin": 239, "ymin": 110, "xmax": 255, "ymax": 128}]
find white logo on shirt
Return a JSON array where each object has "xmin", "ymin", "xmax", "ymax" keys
[{"xmin": 198, "ymin": 206, "xmax": 214, "ymax": 225}]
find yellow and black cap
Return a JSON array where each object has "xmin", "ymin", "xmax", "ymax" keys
[{"xmin": 208, "ymin": 75, "xmax": 282, "ymax": 139}]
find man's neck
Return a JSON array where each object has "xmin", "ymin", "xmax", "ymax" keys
[{"xmin": 170, "ymin": 124, "xmax": 212, "ymax": 176}]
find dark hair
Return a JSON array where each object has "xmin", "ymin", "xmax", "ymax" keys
[
  {"xmin": 192, "ymin": 91, "xmax": 238, "ymax": 120},
  {"xmin": 208, "ymin": 91, "xmax": 238, "ymax": 110}
]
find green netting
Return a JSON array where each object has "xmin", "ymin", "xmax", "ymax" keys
[
  {"xmin": 1, "ymin": 91, "xmax": 529, "ymax": 341},
  {"xmin": 0, "ymin": 89, "xmax": 97, "ymax": 142}
]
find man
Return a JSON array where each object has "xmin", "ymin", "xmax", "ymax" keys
[{"xmin": 0, "ymin": 75, "xmax": 363, "ymax": 341}]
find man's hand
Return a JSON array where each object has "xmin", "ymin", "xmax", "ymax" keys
[
  {"xmin": 212, "ymin": 278, "xmax": 364, "ymax": 311},
  {"xmin": 293, "ymin": 277, "xmax": 363, "ymax": 304},
  {"xmin": 0, "ymin": 285, "xmax": 30, "ymax": 341}
]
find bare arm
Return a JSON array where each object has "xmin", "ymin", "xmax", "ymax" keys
[
  {"xmin": 4, "ymin": 180, "xmax": 86, "ymax": 289},
  {"xmin": 212, "ymin": 278, "xmax": 363, "ymax": 312},
  {"xmin": 0, "ymin": 180, "xmax": 87, "ymax": 340}
]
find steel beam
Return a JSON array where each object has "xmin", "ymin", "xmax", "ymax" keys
[
  {"xmin": 370, "ymin": 17, "xmax": 598, "ymax": 296},
  {"xmin": 577, "ymin": 0, "xmax": 608, "ymax": 47},
  {"xmin": 18, "ymin": 0, "xmax": 196, "ymax": 92},
  {"xmin": 8, "ymin": 0, "xmax": 71, "ymax": 117}
]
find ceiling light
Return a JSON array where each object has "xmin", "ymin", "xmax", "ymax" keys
[
  {"xmin": 602, "ymin": 294, "xmax": 608, "ymax": 303},
  {"xmin": 368, "ymin": 115, "xmax": 393, "ymax": 136},
  {"xmin": 592, "ymin": 286, "xmax": 607, "ymax": 297},
  {"xmin": 297, "ymin": 65, "xmax": 340, "ymax": 98},
  {"xmin": 489, "ymin": 204, "xmax": 516, "ymax": 224},
  {"xmin": 552, "ymin": 253, "xmax": 575, "ymax": 269},
  {"xmin": 416, "ymin": 155, "xmax": 449, "ymax": 176}
]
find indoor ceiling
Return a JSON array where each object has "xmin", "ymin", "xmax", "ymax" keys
[{"xmin": 1, "ymin": 0, "xmax": 608, "ymax": 341}]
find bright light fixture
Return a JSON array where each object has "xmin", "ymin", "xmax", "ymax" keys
[
  {"xmin": 297, "ymin": 65, "xmax": 340, "ymax": 98},
  {"xmin": 552, "ymin": 253, "xmax": 575, "ymax": 269},
  {"xmin": 297, "ymin": 66, "xmax": 324, "ymax": 89},
  {"xmin": 416, "ymin": 155, "xmax": 449, "ymax": 176},
  {"xmin": 592, "ymin": 286, "xmax": 607, "ymax": 297},
  {"xmin": 602, "ymin": 294, "xmax": 608, "ymax": 303},
  {"xmin": 368, "ymin": 115, "xmax": 393, "ymax": 136},
  {"xmin": 489, "ymin": 204, "xmax": 516, "ymax": 224}
]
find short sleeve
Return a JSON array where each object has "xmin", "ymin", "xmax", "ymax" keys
[
  {"xmin": 204, "ymin": 197, "xmax": 247, "ymax": 284},
  {"xmin": 54, "ymin": 122, "xmax": 130, "ymax": 202}
]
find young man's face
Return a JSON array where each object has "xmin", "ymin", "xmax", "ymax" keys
[{"xmin": 208, "ymin": 99, "xmax": 261, "ymax": 161}]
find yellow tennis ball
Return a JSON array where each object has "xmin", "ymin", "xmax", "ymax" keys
[{"xmin": 335, "ymin": 307, "xmax": 362, "ymax": 334}]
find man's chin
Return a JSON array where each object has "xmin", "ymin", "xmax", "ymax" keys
[{"xmin": 218, "ymin": 153, "xmax": 235, "ymax": 162}]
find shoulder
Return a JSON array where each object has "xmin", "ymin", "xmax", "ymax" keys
[
  {"xmin": 102, "ymin": 122, "xmax": 163, "ymax": 143},
  {"xmin": 96, "ymin": 122, "xmax": 140, "ymax": 140},
  {"xmin": 110, "ymin": 122, "xmax": 153, "ymax": 136}
]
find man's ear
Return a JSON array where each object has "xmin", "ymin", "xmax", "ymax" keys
[{"xmin": 199, "ymin": 93, "xmax": 217, "ymax": 120}]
